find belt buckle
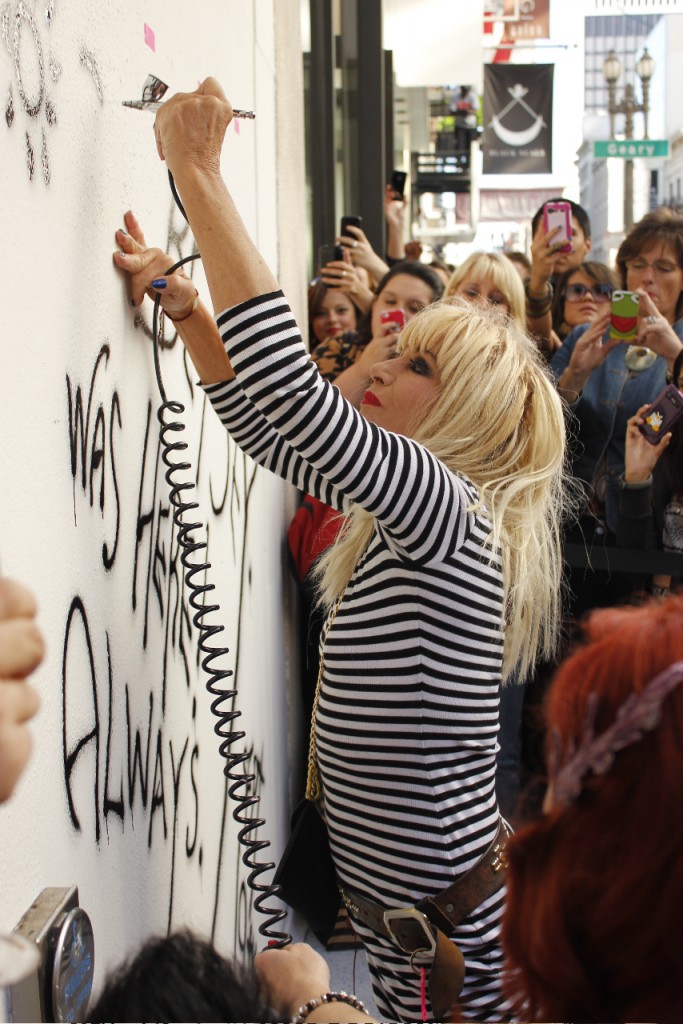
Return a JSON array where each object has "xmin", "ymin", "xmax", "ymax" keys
[{"xmin": 383, "ymin": 908, "xmax": 436, "ymax": 958}]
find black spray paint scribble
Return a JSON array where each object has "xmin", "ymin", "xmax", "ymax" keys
[
  {"xmin": 66, "ymin": 344, "xmax": 122, "ymax": 571},
  {"xmin": 63, "ymin": 335, "xmax": 263, "ymax": 944},
  {"xmin": 1, "ymin": 0, "xmax": 102, "ymax": 182}
]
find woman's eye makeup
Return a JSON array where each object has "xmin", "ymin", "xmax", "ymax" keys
[{"xmin": 408, "ymin": 356, "xmax": 431, "ymax": 375}]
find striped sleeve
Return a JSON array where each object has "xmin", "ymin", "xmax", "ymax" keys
[
  {"xmin": 202, "ymin": 374, "xmax": 348, "ymax": 512},
  {"xmin": 211, "ymin": 291, "xmax": 479, "ymax": 563}
]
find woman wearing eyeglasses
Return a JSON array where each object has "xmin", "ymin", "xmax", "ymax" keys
[
  {"xmin": 550, "ymin": 262, "xmax": 618, "ymax": 344},
  {"xmin": 551, "ymin": 208, "xmax": 683, "ymax": 543}
]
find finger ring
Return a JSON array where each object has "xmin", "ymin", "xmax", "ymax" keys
[
  {"xmin": 646, "ymin": 315, "xmax": 658, "ymax": 325},
  {"xmin": 352, "ymin": 241, "xmax": 358, "ymax": 248}
]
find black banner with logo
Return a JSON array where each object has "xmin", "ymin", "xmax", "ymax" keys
[{"xmin": 483, "ymin": 64, "xmax": 553, "ymax": 174}]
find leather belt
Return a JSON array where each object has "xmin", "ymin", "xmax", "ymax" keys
[{"xmin": 338, "ymin": 818, "xmax": 509, "ymax": 1019}]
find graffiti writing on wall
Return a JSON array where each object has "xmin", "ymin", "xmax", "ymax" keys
[
  {"xmin": 62, "ymin": 294, "xmax": 265, "ymax": 945},
  {"xmin": 1, "ymin": 0, "xmax": 103, "ymax": 183}
]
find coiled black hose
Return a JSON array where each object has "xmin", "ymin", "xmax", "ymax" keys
[{"xmin": 150, "ymin": 239, "xmax": 289, "ymax": 946}]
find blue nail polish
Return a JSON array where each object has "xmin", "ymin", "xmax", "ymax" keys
[{"xmin": 152, "ymin": 278, "xmax": 167, "ymax": 289}]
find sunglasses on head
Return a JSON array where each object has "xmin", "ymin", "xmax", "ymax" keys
[{"xmin": 565, "ymin": 282, "xmax": 614, "ymax": 303}]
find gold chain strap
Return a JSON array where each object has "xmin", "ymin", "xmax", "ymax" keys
[{"xmin": 305, "ymin": 589, "xmax": 345, "ymax": 801}]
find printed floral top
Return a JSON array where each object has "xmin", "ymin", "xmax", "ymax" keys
[{"xmin": 310, "ymin": 330, "xmax": 366, "ymax": 381}]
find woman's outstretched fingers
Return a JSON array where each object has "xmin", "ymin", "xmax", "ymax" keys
[{"xmin": 124, "ymin": 210, "xmax": 147, "ymax": 246}]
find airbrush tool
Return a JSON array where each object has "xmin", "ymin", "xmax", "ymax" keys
[{"xmin": 122, "ymin": 73, "xmax": 255, "ymax": 118}]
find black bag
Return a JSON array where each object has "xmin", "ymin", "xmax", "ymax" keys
[{"xmin": 273, "ymin": 798, "xmax": 341, "ymax": 944}]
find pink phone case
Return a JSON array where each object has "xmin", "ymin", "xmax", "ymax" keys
[{"xmin": 543, "ymin": 202, "xmax": 572, "ymax": 253}]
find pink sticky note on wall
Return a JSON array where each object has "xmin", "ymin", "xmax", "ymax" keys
[{"xmin": 144, "ymin": 23, "xmax": 156, "ymax": 51}]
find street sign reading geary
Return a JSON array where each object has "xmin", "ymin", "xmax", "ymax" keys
[{"xmin": 594, "ymin": 140, "xmax": 670, "ymax": 159}]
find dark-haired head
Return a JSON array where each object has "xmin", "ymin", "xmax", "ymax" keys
[
  {"xmin": 357, "ymin": 260, "xmax": 444, "ymax": 346},
  {"xmin": 551, "ymin": 261, "xmax": 618, "ymax": 339},
  {"xmin": 307, "ymin": 278, "xmax": 359, "ymax": 347},
  {"xmin": 375, "ymin": 260, "xmax": 445, "ymax": 301},
  {"xmin": 88, "ymin": 930, "xmax": 274, "ymax": 1023}
]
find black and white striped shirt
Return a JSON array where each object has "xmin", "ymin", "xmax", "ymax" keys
[{"xmin": 204, "ymin": 292, "xmax": 508, "ymax": 1021}]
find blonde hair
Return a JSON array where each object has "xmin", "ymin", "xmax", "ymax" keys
[
  {"xmin": 315, "ymin": 299, "xmax": 570, "ymax": 681},
  {"xmin": 445, "ymin": 251, "xmax": 526, "ymax": 327}
]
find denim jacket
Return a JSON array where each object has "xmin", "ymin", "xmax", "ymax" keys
[{"xmin": 550, "ymin": 321, "xmax": 683, "ymax": 532}]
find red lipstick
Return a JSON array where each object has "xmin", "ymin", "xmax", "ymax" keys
[{"xmin": 361, "ymin": 390, "xmax": 382, "ymax": 407}]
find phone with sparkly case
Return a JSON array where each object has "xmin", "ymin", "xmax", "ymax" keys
[{"xmin": 639, "ymin": 384, "xmax": 683, "ymax": 445}]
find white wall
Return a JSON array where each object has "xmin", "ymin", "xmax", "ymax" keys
[{"xmin": 0, "ymin": 0, "xmax": 305, "ymax": 998}]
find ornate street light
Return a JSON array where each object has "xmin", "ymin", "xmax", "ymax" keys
[{"xmin": 602, "ymin": 47, "xmax": 656, "ymax": 229}]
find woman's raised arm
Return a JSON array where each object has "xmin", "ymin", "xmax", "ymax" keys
[{"xmin": 153, "ymin": 79, "xmax": 279, "ymax": 314}]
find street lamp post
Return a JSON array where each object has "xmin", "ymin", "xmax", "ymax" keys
[{"xmin": 602, "ymin": 48, "xmax": 655, "ymax": 230}]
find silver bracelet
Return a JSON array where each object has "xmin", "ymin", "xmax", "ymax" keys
[{"xmin": 290, "ymin": 990, "xmax": 368, "ymax": 1024}]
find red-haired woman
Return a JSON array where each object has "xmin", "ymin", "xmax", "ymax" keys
[{"xmin": 502, "ymin": 593, "xmax": 683, "ymax": 1023}]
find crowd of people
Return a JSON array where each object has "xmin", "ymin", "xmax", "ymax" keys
[{"xmin": 4, "ymin": 74, "xmax": 683, "ymax": 1023}]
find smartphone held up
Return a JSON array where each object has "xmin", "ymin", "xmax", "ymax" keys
[
  {"xmin": 610, "ymin": 290, "xmax": 640, "ymax": 342},
  {"xmin": 543, "ymin": 201, "xmax": 572, "ymax": 253},
  {"xmin": 318, "ymin": 243, "xmax": 344, "ymax": 267},
  {"xmin": 390, "ymin": 170, "xmax": 407, "ymax": 199},
  {"xmin": 638, "ymin": 384, "xmax": 683, "ymax": 445},
  {"xmin": 380, "ymin": 309, "xmax": 407, "ymax": 332},
  {"xmin": 340, "ymin": 215, "xmax": 363, "ymax": 241}
]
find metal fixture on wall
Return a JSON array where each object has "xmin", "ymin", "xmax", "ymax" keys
[{"xmin": 602, "ymin": 47, "xmax": 655, "ymax": 229}]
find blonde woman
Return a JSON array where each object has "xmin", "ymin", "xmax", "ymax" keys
[
  {"xmin": 445, "ymin": 251, "xmax": 526, "ymax": 325},
  {"xmin": 118, "ymin": 79, "xmax": 569, "ymax": 1022}
]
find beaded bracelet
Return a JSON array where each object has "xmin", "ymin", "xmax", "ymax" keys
[{"xmin": 290, "ymin": 990, "xmax": 368, "ymax": 1024}]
